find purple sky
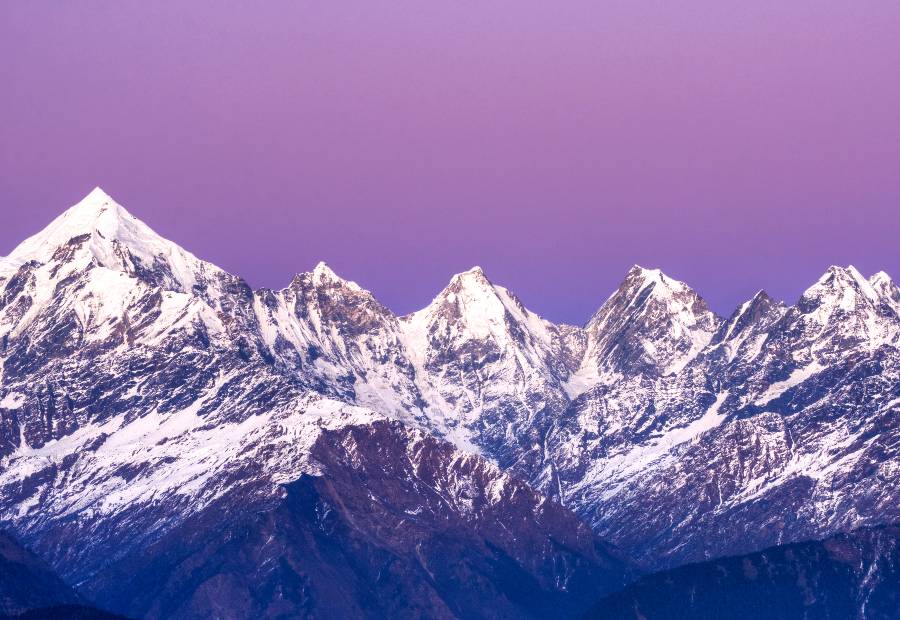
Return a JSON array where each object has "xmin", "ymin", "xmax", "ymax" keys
[{"xmin": 2, "ymin": 2, "xmax": 899, "ymax": 324}]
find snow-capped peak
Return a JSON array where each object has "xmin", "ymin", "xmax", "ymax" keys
[
  {"xmin": 709, "ymin": 289, "xmax": 785, "ymax": 352},
  {"xmin": 867, "ymin": 270, "xmax": 900, "ymax": 312},
  {"xmin": 446, "ymin": 265, "xmax": 492, "ymax": 290},
  {"xmin": 311, "ymin": 260, "xmax": 330, "ymax": 274},
  {"xmin": 869, "ymin": 270, "xmax": 898, "ymax": 299},
  {"xmin": 0, "ymin": 187, "xmax": 217, "ymax": 291},
  {"xmin": 869, "ymin": 270, "xmax": 892, "ymax": 287},
  {"xmin": 800, "ymin": 265, "xmax": 881, "ymax": 308},
  {"xmin": 793, "ymin": 266, "xmax": 899, "ymax": 346},
  {"xmin": 410, "ymin": 266, "xmax": 501, "ymax": 314},
  {"xmin": 626, "ymin": 264, "xmax": 665, "ymax": 284},
  {"xmin": 403, "ymin": 265, "xmax": 554, "ymax": 361},
  {"xmin": 82, "ymin": 185, "xmax": 115, "ymax": 206},
  {"xmin": 312, "ymin": 260, "xmax": 340, "ymax": 282},
  {"xmin": 582, "ymin": 265, "xmax": 720, "ymax": 377},
  {"xmin": 625, "ymin": 264, "xmax": 696, "ymax": 296},
  {"xmin": 727, "ymin": 290, "xmax": 776, "ymax": 323},
  {"xmin": 2, "ymin": 187, "xmax": 122, "ymax": 271},
  {"xmin": 291, "ymin": 261, "xmax": 363, "ymax": 292},
  {"xmin": 588, "ymin": 265, "xmax": 710, "ymax": 327},
  {"xmin": 419, "ymin": 266, "xmax": 501, "ymax": 317},
  {"xmin": 456, "ymin": 265, "xmax": 487, "ymax": 277}
]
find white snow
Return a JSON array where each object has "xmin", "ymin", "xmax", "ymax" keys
[
  {"xmin": 0, "ymin": 187, "xmax": 218, "ymax": 291},
  {"xmin": 1, "ymin": 189, "xmax": 898, "ymax": 573},
  {"xmin": 575, "ymin": 390, "xmax": 731, "ymax": 501},
  {"xmin": 754, "ymin": 362, "xmax": 823, "ymax": 406},
  {"xmin": 311, "ymin": 261, "xmax": 363, "ymax": 292},
  {"xmin": 0, "ymin": 392, "xmax": 25, "ymax": 409},
  {"xmin": 0, "ymin": 389, "xmax": 385, "ymax": 525}
]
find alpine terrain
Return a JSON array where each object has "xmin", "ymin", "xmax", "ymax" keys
[{"xmin": 0, "ymin": 188, "xmax": 897, "ymax": 618}]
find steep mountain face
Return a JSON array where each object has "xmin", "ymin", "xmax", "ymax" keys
[
  {"xmin": 256, "ymin": 262, "xmax": 583, "ymax": 482},
  {"xmin": 0, "ymin": 530, "xmax": 81, "ymax": 616},
  {"xmin": 576, "ymin": 265, "xmax": 720, "ymax": 385},
  {"xmin": 0, "ymin": 189, "xmax": 629, "ymax": 617},
  {"xmin": 399, "ymin": 266, "xmax": 581, "ymax": 468},
  {"xmin": 549, "ymin": 265, "xmax": 900, "ymax": 569},
  {"xmin": 0, "ymin": 190, "xmax": 339, "ymax": 583},
  {"xmin": 0, "ymin": 189, "xmax": 276, "ymax": 457},
  {"xmin": 86, "ymin": 421, "xmax": 631, "ymax": 620},
  {"xmin": 252, "ymin": 262, "xmax": 426, "ymax": 424},
  {"xmin": 0, "ymin": 189, "xmax": 898, "ymax": 613},
  {"xmin": 585, "ymin": 524, "xmax": 900, "ymax": 620}
]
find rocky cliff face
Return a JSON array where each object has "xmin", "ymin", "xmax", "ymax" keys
[
  {"xmin": 550, "ymin": 264, "xmax": 900, "ymax": 569},
  {"xmin": 585, "ymin": 524, "xmax": 900, "ymax": 620},
  {"xmin": 0, "ymin": 189, "xmax": 897, "ymax": 615},
  {"xmin": 85, "ymin": 421, "xmax": 631, "ymax": 620}
]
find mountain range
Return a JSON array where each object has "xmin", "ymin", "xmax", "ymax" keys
[{"xmin": 0, "ymin": 188, "xmax": 897, "ymax": 618}]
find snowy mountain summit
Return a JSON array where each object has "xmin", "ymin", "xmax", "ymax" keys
[
  {"xmin": 0, "ymin": 189, "xmax": 897, "ymax": 618},
  {"xmin": 0, "ymin": 187, "xmax": 214, "ymax": 291}
]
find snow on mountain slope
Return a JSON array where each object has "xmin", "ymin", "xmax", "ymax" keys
[
  {"xmin": 870, "ymin": 270, "xmax": 900, "ymax": 310},
  {"xmin": 0, "ymin": 188, "xmax": 218, "ymax": 293},
  {"xmin": 252, "ymin": 261, "xmax": 427, "ymax": 426},
  {"xmin": 0, "ymin": 189, "xmax": 897, "ymax": 589},
  {"xmin": 85, "ymin": 420, "xmax": 632, "ymax": 620},
  {"xmin": 565, "ymin": 265, "xmax": 720, "ymax": 397},
  {"xmin": 2, "ymin": 383, "xmax": 384, "ymax": 582},
  {"xmin": 0, "ymin": 190, "xmax": 633, "ymax": 616},
  {"xmin": 545, "ymin": 264, "xmax": 900, "ymax": 569},
  {"xmin": 398, "ymin": 266, "xmax": 580, "ymax": 461}
]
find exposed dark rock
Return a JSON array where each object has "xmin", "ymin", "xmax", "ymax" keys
[
  {"xmin": 584, "ymin": 524, "xmax": 900, "ymax": 620},
  {"xmin": 0, "ymin": 530, "xmax": 81, "ymax": 616}
]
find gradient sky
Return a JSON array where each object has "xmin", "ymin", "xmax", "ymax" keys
[{"xmin": 2, "ymin": 2, "xmax": 898, "ymax": 324}]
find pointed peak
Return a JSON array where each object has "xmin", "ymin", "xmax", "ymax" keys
[
  {"xmin": 587, "ymin": 265, "xmax": 714, "ymax": 330},
  {"xmin": 63, "ymin": 187, "xmax": 124, "ymax": 221},
  {"xmin": 1, "ymin": 189, "xmax": 214, "ymax": 288},
  {"xmin": 801, "ymin": 265, "xmax": 880, "ymax": 307},
  {"xmin": 84, "ymin": 186, "xmax": 113, "ymax": 203},
  {"xmin": 818, "ymin": 264, "xmax": 867, "ymax": 283},
  {"xmin": 735, "ymin": 289, "xmax": 781, "ymax": 318},
  {"xmin": 731, "ymin": 289, "xmax": 783, "ymax": 321},
  {"xmin": 619, "ymin": 265, "xmax": 696, "ymax": 299},
  {"xmin": 627, "ymin": 263, "xmax": 659, "ymax": 276},
  {"xmin": 2, "ymin": 189, "xmax": 136, "ymax": 272},
  {"xmin": 710, "ymin": 289, "xmax": 784, "ymax": 348},
  {"xmin": 869, "ymin": 270, "xmax": 893, "ymax": 287},
  {"xmin": 414, "ymin": 266, "xmax": 503, "ymax": 315},
  {"xmin": 313, "ymin": 260, "xmax": 338, "ymax": 279},
  {"xmin": 448, "ymin": 265, "xmax": 493, "ymax": 288},
  {"xmin": 292, "ymin": 261, "xmax": 362, "ymax": 292},
  {"xmin": 455, "ymin": 265, "xmax": 488, "ymax": 278},
  {"xmin": 750, "ymin": 289, "xmax": 779, "ymax": 305},
  {"xmin": 67, "ymin": 186, "xmax": 124, "ymax": 218},
  {"xmin": 812, "ymin": 265, "xmax": 872, "ymax": 291},
  {"xmin": 868, "ymin": 270, "xmax": 899, "ymax": 303},
  {"xmin": 626, "ymin": 264, "xmax": 663, "ymax": 282}
]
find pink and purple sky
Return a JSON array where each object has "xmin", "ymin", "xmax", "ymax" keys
[{"xmin": 2, "ymin": 1, "xmax": 898, "ymax": 323}]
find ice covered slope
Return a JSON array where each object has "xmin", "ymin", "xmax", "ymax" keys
[
  {"xmin": 549, "ymin": 265, "xmax": 900, "ymax": 569},
  {"xmin": 0, "ymin": 190, "xmax": 631, "ymax": 618},
  {"xmin": 1, "ymin": 188, "xmax": 898, "ymax": 586},
  {"xmin": 576, "ymin": 265, "xmax": 721, "ymax": 386},
  {"xmin": 0, "ymin": 187, "xmax": 221, "ymax": 294}
]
